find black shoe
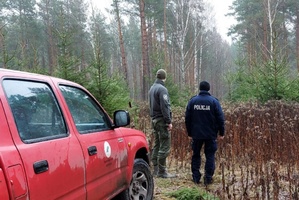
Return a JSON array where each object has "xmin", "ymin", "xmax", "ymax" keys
[
  {"xmin": 204, "ymin": 178, "xmax": 213, "ymax": 186},
  {"xmin": 192, "ymin": 175, "xmax": 201, "ymax": 184}
]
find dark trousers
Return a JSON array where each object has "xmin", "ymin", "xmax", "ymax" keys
[{"xmin": 191, "ymin": 139, "xmax": 217, "ymax": 183}]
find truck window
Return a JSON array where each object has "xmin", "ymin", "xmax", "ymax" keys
[
  {"xmin": 3, "ymin": 80, "xmax": 67, "ymax": 143},
  {"xmin": 59, "ymin": 85, "xmax": 110, "ymax": 133}
]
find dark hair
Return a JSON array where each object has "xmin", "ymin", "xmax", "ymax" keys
[{"xmin": 199, "ymin": 81, "xmax": 210, "ymax": 91}]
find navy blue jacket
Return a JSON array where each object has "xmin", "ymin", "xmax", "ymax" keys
[{"xmin": 185, "ymin": 91, "xmax": 225, "ymax": 140}]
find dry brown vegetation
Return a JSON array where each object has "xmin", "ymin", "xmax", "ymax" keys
[{"xmin": 136, "ymin": 100, "xmax": 299, "ymax": 199}]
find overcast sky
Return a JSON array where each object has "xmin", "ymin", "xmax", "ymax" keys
[{"xmin": 209, "ymin": 0, "xmax": 235, "ymax": 43}]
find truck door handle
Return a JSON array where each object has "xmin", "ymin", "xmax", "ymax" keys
[
  {"xmin": 88, "ymin": 146, "xmax": 97, "ymax": 156},
  {"xmin": 33, "ymin": 160, "xmax": 49, "ymax": 174}
]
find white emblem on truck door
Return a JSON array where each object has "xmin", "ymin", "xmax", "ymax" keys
[{"xmin": 104, "ymin": 141, "xmax": 111, "ymax": 158}]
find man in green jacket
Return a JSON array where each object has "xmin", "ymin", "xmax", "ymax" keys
[{"xmin": 149, "ymin": 69, "xmax": 176, "ymax": 178}]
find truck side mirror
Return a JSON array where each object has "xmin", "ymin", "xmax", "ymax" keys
[{"xmin": 113, "ymin": 110, "xmax": 130, "ymax": 128}]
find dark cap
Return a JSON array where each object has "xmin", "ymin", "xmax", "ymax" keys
[
  {"xmin": 156, "ymin": 69, "xmax": 167, "ymax": 79},
  {"xmin": 199, "ymin": 81, "xmax": 210, "ymax": 91}
]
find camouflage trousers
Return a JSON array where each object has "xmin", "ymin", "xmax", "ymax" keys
[{"xmin": 151, "ymin": 118, "xmax": 171, "ymax": 172}]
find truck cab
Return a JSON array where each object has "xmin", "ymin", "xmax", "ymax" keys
[{"xmin": 0, "ymin": 69, "xmax": 153, "ymax": 200}]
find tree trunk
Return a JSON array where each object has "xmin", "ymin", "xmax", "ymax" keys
[
  {"xmin": 45, "ymin": 0, "xmax": 56, "ymax": 74},
  {"xmin": 267, "ymin": 0, "xmax": 274, "ymax": 61},
  {"xmin": 263, "ymin": 4, "xmax": 269, "ymax": 61},
  {"xmin": 114, "ymin": 0, "xmax": 128, "ymax": 81},
  {"xmin": 296, "ymin": 8, "xmax": 299, "ymax": 73},
  {"xmin": 163, "ymin": 0, "xmax": 168, "ymax": 70},
  {"xmin": 139, "ymin": 0, "xmax": 149, "ymax": 100}
]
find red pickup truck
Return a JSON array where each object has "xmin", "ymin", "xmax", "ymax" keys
[{"xmin": 0, "ymin": 69, "xmax": 153, "ymax": 200}]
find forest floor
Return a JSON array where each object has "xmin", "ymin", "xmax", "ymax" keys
[
  {"xmin": 152, "ymin": 168, "xmax": 222, "ymax": 199},
  {"xmin": 152, "ymin": 165, "xmax": 298, "ymax": 200}
]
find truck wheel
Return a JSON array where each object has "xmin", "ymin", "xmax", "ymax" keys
[{"xmin": 116, "ymin": 158, "xmax": 154, "ymax": 200}]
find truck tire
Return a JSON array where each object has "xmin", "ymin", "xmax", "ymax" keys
[{"xmin": 115, "ymin": 158, "xmax": 154, "ymax": 200}]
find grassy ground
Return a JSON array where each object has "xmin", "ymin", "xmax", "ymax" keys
[{"xmin": 153, "ymin": 168, "xmax": 222, "ymax": 199}]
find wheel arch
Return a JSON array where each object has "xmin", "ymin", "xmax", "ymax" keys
[{"xmin": 134, "ymin": 147, "xmax": 150, "ymax": 166}]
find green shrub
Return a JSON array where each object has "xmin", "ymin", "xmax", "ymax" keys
[{"xmin": 167, "ymin": 187, "xmax": 219, "ymax": 200}]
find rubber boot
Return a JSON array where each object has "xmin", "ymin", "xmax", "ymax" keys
[
  {"xmin": 157, "ymin": 158, "xmax": 176, "ymax": 178},
  {"xmin": 152, "ymin": 165, "xmax": 158, "ymax": 176}
]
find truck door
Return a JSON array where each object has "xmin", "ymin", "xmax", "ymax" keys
[
  {"xmin": 2, "ymin": 79, "xmax": 86, "ymax": 200},
  {"xmin": 59, "ymin": 85, "xmax": 128, "ymax": 200}
]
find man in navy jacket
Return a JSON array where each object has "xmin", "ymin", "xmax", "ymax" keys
[{"xmin": 185, "ymin": 81, "xmax": 225, "ymax": 185}]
